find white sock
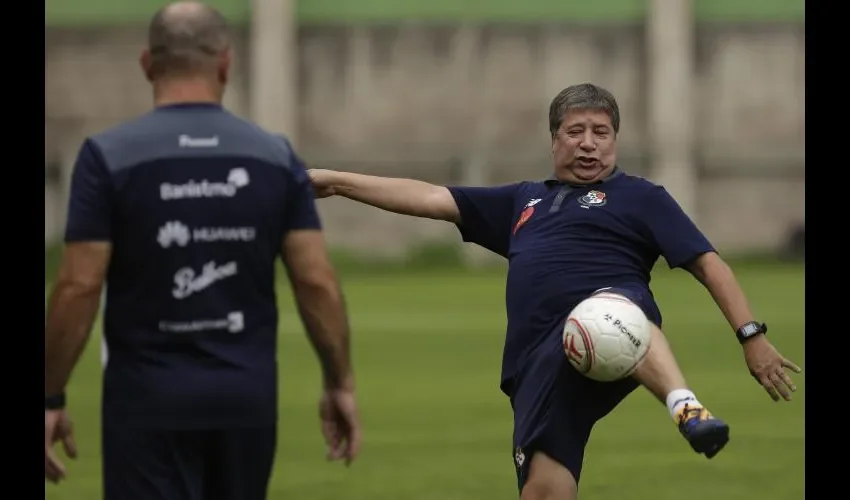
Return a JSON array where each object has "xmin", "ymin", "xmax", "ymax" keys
[{"xmin": 665, "ymin": 389, "xmax": 701, "ymax": 421}]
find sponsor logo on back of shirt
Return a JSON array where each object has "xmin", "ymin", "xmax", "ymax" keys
[
  {"xmin": 160, "ymin": 168, "xmax": 250, "ymax": 200},
  {"xmin": 159, "ymin": 311, "xmax": 244, "ymax": 334},
  {"xmin": 172, "ymin": 260, "xmax": 238, "ymax": 300},
  {"xmin": 178, "ymin": 134, "xmax": 219, "ymax": 148},
  {"xmin": 157, "ymin": 221, "xmax": 256, "ymax": 248}
]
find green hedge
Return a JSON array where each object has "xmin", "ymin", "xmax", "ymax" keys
[{"xmin": 45, "ymin": 0, "xmax": 804, "ymax": 26}]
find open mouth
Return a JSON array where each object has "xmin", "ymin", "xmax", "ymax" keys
[{"xmin": 576, "ymin": 157, "xmax": 599, "ymax": 167}]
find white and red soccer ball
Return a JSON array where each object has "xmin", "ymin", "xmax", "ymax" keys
[{"xmin": 562, "ymin": 293, "xmax": 652, "ymax": 382}]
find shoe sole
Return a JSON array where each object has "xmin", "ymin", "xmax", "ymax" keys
[{"xmin": 689, "ymin": 423, "xmax": 730, "ymax": 459}]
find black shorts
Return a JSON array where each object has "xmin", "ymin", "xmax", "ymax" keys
[
  {"xmin": 102, "ymin": 424, "xmax": 277, "ymax": 500},
  {"xmin": 511, "ymin": 286, "xmax": 662, "ymax": 493}
]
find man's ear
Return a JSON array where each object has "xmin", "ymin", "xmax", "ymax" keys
[
  {"xmin": 140, "ymin": 49, "xmax": 155, "ymax": 82},
  {"xmin": 217, "ymin": 48, "xmax": 233, "ymax": 85}
]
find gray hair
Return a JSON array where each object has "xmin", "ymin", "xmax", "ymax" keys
[
  {"xmin": 147, "ymin": 1, "xmax": 231, "ymax": 78},
  {"xmin": 548, "ymin": 83, "xmax": 621, "ymax": 137}
]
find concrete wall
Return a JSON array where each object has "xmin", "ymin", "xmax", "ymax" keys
[{"xmin": 45, "ymin": 23, "xmax": 805, "ymax": 255}]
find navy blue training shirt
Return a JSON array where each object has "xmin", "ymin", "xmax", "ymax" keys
[
  {"xmin": 64, "ymin": 103, "xmax": 321, "ymax": 428},
  {"xmin": 448, "ymin": 168, "xmax": 714, "ymax": 396}
]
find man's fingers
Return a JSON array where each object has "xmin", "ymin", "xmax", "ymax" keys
[
  {"xmin": 326, "ymin": 437, "xmax": 343, "ymax": 460},
  {"xmin": 782, "ymin": 358, "xmax": 802, "ymax": 373},
  {"xmin": 45, "ymin": 448, "xmax": 66, "ymax": 483},
  {"xmin": 45, "ymin": 462, "xmax": 61, "ymax": 483},
  {"xmin": 321, "ymin": 415, "xmax": 342, "ymax": 443},
  {"xmin": 45, "ymin": 456, "xmax": 59, "ymax": 483},
  {"xmin": 63, "ymin": 432, "xmax": 78, "ymax": 459},
  {"xmin": 768, "ymin": 372, "xmax": 792, "ymax": 401},
  {"xmin": 320, "ymin": 421, "xmax": 334, "ymax": 443},
  {"xmin": 344, "ymin": 422, "xmax": 363, "ymax": 466},
  {"xmin": 778, "ymin": 369, "xmax": 797, "ymax": 393},
  {"xmin": 322, "ymin": 420, "xmax": 343, "ymax": 460},
  {"xmin": 759, "ymin": 375, "xmax": 780, "ymax": 402},
  {"xmin": 328, "ymin": 437, "xmax": 346, "ymax": 461},
  {"xmin": 327, "ymin": 412, "xmax": 362, "ymax": 465}
]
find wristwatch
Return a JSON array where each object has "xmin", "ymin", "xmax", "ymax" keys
[
  {"xmin": 45, "ymin": 393, "xmax": 66, "ymax": 410},
  {"xmin": 736, "ymin": 321, "xmax": 767, "ymax": 344}
]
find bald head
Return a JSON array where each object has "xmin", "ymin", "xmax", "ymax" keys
[{"xmin": 145, "ymin": 1, "xmax": 231, "ymax": 80}]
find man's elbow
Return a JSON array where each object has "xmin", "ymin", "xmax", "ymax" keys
[
  {"xmin": 687, "ymin": 251, "xmax": 728, "ymax": 284},
  {"xmin": 292, "ymin": 268, "xmax": 342, "ymax": 303},
  {"xmin": 54, "ymin": 242, "xmax": 111, "ymax": 297},
  {"xmin": 53, "ymin": 273, "xmax": 104, "ymax": 299},
  {"xmin": 426, "ymin": 187, "xmax": 461, "ymax": 223}
]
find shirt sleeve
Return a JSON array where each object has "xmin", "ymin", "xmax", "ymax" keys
[
  {"xmin": 64, "ymin": 139, "xmax": 113, "ymax": 242},
  {"xmin": 640, "ymin": 185, "xmax": 715, "ymax": 268},
  {"xmin": 446, "ymin": 183, "xmax": 521, "ymax": 258},
  {"xmin": 283, "ymin": 152, "xmax": 322, "ymax": 232}
]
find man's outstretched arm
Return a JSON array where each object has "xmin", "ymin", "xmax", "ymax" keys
[{"xmin": 309, "ymin": 169, "xmax": 461, "ymax": 223}]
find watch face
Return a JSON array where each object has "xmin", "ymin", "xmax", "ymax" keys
[{"xmin": 740, "ymin": 322, "xmax": 765, "ymax": 337}]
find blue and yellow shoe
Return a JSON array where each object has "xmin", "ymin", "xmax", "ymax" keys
[{"xmin": 677, "ymin": 404, "xmax": 730, "ymax": 459}]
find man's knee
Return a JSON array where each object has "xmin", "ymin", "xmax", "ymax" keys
[{"xmin": 520, "ymin": 452, "xmax": 578, "ymax": 500}]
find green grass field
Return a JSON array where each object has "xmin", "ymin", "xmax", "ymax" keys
[{"xmin": 45, "ymin": 261, "xmax": 804, "ymax": 500}]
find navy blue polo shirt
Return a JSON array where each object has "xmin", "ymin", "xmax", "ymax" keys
[
  {"xmin": 64, "ymin": 103, "xmax": 321, "ymax": 428},
  {"xmin": 448, "ymin": 168, "xmax": 714, "ymax": 395}
]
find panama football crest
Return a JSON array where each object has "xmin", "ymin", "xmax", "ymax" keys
[{"xmin": 578, "ymin": 190, "xmax": 607, "ymax": 208}]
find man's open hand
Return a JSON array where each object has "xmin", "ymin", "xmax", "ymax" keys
[{"xmin": 743, "ymin": 335, "xmax": 802, "ymax": 402}]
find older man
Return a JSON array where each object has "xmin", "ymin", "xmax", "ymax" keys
[{"xmin": 308, "ymin": 83, "xmax": 800, "ymax": 500}]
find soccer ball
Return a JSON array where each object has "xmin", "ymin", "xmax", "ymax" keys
[{"xmin": 562, "ymin": 293, "xmax": 652, "ymax": 382}]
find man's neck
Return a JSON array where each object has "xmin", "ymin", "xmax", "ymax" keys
[
  {"xmin": 153, "ymin": 78, "xmax": 222, "ymax": 108},
  {"xmin": 549, "ymin": 165, "xmax": 619, "ymax": 186}
]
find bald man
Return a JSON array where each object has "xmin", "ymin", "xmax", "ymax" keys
[{"xmin": 44, "ymin": 3, "xmax": 361, "ymax": 498}]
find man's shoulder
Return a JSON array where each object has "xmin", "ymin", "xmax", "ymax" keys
[
  {"xmin": 613, "ymin": 171, "xmax": 663, "ymax": 197},
  {"xmin": 219, "ymin": 112, "xmax": 296, "ymax": 154},
  {"xmin": 89, "ymin": 111, "xmax": 157, "ymax": 146},
  {"xmin": 83, "ymin": 112, "xmax": 162, "ymax": 173},
  {"xmin": 515, "ymin": 180, "xmax": 546, "ymax": 194},
  {"xmin": 89, "ymin": 109, "xmax": 292, "ymax": 150},
  {"xmin": 618, "ymin": 171, "xmax": 657, "ymax": 187}
]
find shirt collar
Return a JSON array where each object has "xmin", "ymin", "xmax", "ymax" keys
[{"xmin": 544, "ymin": 166, "xmax": 623, "ymax": 188}]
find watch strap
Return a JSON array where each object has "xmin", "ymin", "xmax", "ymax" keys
[{"xmin": 45, "ymin": 393, "xmax": 66, "ymax": 410}]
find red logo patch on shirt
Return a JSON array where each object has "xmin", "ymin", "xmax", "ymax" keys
[{"xmin": 513, "ymin": 206, "xmax": 535, "ymax": 235}]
